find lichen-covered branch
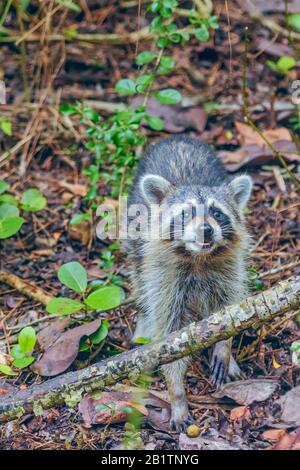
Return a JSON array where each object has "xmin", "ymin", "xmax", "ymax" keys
[
  {"xmin": 0, "ymin": 276, "xmax": 299, "ymax": 423},
  {"xmin": 0, "ymin": 271, "xmax": 53, "ymax": 305}
]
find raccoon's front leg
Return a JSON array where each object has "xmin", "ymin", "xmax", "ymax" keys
[
  {"xmin": 162, "ymin": 358, "xmax": 193, "ymax": 432},
  {"xmin": 210, "ymin": 338, "xmax": 243, "ymax": 388}
]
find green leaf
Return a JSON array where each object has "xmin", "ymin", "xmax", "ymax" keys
[
  {"xmin": 85, "ymin": 286, "xmax": 122, "ymax": 310},
  {"xmin": 133, "ymin": 337, "xmax": 151, "ymax": 344},
  {"xmin": 0, "ymin": 180, "xmax": 9, "ymax": 195},
  {"xmin": 11, "ymin": 345, "xmax": 25, "ymax": 359},
  {"xmin": 253, "ymin": 279, "xmax": 265, "ymax": 291},
  {"xmin": 13, "ymin": 357, "xmax": 35, "ymax": 369},
  {"xmin": 155, "ymin": 88, "xmax": 182, "ymax": 105},
  {"xmin": 180, "ymin": 31, "xmax": 190, "ymax": 42},
  {"xmin": 0, "ymin": 217, "xmax": 24, "ymax": 239},
  {"xmin": 266, "ymin": 60, "xmax": 277, "ymax": 72},
  {"xmin": 156, "ymin": 37, "xmax": 169, "ymax": 48},
  {"xmin": 82, "ymin": 107, "xmax": 100, "ymax": 123},
  {"xmin": 157, "ymin": 56, "xmax": 175, "ymax": 75},
  {"xmin": 90, "ymin": 320, "xmax": 110, "ymax": 344},
  {"xmin": 46, "ymin": 297, "xmax": 84, "ymax": 315},
  {"xmin": 288, "ymin": 13, "xmax": 300, "ymax": 32},
  {"xmin": 277, "ymin": 56, "xmax": 296, "ymax": 73},
  {"xmin": 136, "ymin": 51, "xmax": 157, "ymax": 65},
  {"xmin": 115, "ymin": 79, "xmax": 136, "ymax": 96},
  {"xmin": 146, "ymin": 114, "xmax": 164, "ymax": 131},
  {"xmin": 55, "ymin": 0, "xmax": 81, "ymax": 12},
  {"xmin": 60, "ymin": 103, "xmax": 78, "ymax": 115},
  {"xmin": 69, "ymin": 213, "xmax": 90, "ymax": 225},
  {"xmin": 79, "ymin": 342, "xmax": 90, "ymax": 352},
  {"xmin": 0, "ymin": 194, "xmax": 18, "ymax": 205},
  {"xmin": 195, "ymin": 26, "xmax": 209, "ymax": 42},
  {"xmin": 21, "ymin": 188, "xmax": 47, "ymax": 212},
  {"xmin": 291, "ymin": 340, "xmax": 300, "ymax": 352},
  {"xmin": 0, "ymin": 119, "xmax": 12, "ymax": 136},
  {"xmin": 0, "ymin": 203, "xmax": 20, "ymax": 220},
  {"xmin": 136, "ymin": 74, "xmax": 154, "ymax": 93},
  {"xmin": 20, "ymin": 0, "xmax": 30, "ymax": 11},
  {"xmin": 18, "ymin": 326, "xmax": 36, "ymax": 353},
  {"xmin": 208, "ymin": 15, "xmax": 219, "ymax": 29},
  {"xmin": 58, "ymin": 261, "xmax": 88, "ymax": 293},
  {"xmin": 0, "ymin": 364, "xmax": 17, "ymax": 376}
]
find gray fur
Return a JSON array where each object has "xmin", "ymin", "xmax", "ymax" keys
[{"xmin": 125, "ymin": 135, "xmax": 252, "ymax": 431}]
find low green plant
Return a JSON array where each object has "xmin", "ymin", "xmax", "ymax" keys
[
  {"xmin": 291, "ymin": 340, "xmax": 300, "ymax": 366},
  {"xmin": 0, "ymin": 326, "xmax": 37, "ymax": 376},
  {"xmin": 249, "ymin": 266, "xmax": 265, "ymax": 292},
  {"xmin": 266, "ymin": 56, "xmax": 296, "ymax": 74},
  {"xmin": 0, "ymin": 181, "xmax": 47, "ymax": 239},
  {"xmin": 288, "ymin": 12, "xmax": 300, "ymax": 32},
  {"xmin": 0, "ymin": 259, "xmax": 123, "ymax": 376},
  {"xmin": 46, "ymin": 261, "xmax": 123, "ymax": 316},
  {"xmin": 61, "ymin": 1, "xmax": 218, "ymax": 201},
  {"xmin": 289, "ymin": 105, "xmax": 300, "ymax": 131},
  {"xmin": 0, "ymin": 117, "xmax": 12, "ymax": 136},
  {"xmin": 10, "ymin": 326, "xmax": 37, "ymax": 368}
]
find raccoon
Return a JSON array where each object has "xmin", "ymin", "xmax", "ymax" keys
[{"xmin": 125, "ymin": 135, "xmax": 252, "ymax": 431}]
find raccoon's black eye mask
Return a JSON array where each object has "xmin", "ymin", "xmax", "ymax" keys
[
  {"xmin": 210, "ymin": 207, "xmax": 227, "ymax": 223},
  {"xmin": 181, "ymin": 206, "xmax": 197, "ymax": 221}
]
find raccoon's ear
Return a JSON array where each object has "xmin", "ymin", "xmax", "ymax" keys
[
  {"xmin": 229, "ymin": 175, "xmax": 252, "ymax": 209},
  {"xmin": 140, "ymin": 174, "xmax": 172, "ymax": 205}
]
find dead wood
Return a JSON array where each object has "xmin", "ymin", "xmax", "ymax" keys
[
  {"xmin": 0, "ymin": 276, "xmax": 299, "ymax": 423},
  {"xmin": 0, "ymin": 271, "xmax": 53, "ymax": 306}
]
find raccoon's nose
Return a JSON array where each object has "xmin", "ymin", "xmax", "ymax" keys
[{"xmin": 200, "ymin": 223, "xmax": 214, "ymax": 242}]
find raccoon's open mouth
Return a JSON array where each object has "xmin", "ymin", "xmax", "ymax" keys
[{"xmin": 184, "ymin": 240, "xmax": 214, "ymax": 253}]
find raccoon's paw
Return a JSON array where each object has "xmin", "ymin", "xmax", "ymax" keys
[
  {"xmin": 170, "ymin": 402, "xmax": 194, "ymax": 432},
  {"xmin": 226, "ymin": 355, "xmax": 244, "ymax": 382},
  {"xmin": 210, "ymin": 353, "xmax": 244, "ymax": 388},
  {"xmin": 210, "ymin": 351, "xmax": 230, "ymax": 389}
]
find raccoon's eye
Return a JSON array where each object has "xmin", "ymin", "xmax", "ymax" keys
[
  {"xmin": 182, "ymin": 206, "xmax": 196, "ymax": 220},
  {"xmin": 182, "ymin": 209, "xmax": 191, "ymax": 220},
  {"xmin": 211, "ymin": 208, "xmax": 225, "ymax": 222}
]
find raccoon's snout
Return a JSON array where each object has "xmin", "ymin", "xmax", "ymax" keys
[{"xmin": 198, "ymin": 223, "xmax": 214, "ymax": 243}]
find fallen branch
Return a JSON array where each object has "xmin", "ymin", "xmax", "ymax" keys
[
  {"xmin": 0, "ymin": 271, "xmax": 52, "ymax": 306},
  {"xmin": 0, "ymin": 28, "xmax": 152, "ymax": 45},
  {"xmin": 0, "ymin": 276, "xmax": 299, "ymax": 423}
]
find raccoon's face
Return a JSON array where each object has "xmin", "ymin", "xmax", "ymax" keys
[{"xmin": 140, "ymin": 174, "xmax": 252, "ymax": 255}]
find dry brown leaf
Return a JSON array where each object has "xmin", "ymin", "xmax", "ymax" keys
[
  {"xmin": 37, "ymin": 317, "xmax": 71, "ymax": 349},
  {"xmin": 275, "ymin": 386, "xmax": 300, "ymax": 427},
  {"xmin": 235, "ymin": 122, "xmax": 291, "ymax": 147},
  {"xmin": 78, "ymin": 388, "xmax": 171, "ymax": 431},
  {"xmin": 256, "ymin": 39, "xmax": 294, "ymax": 58},
  {"xmin": 218, "ymin": 141, "xmax": 300, "ymax": 172},
  {"xmin": 78, "ymin": 391, "xmax": 146, "ymax": 428},
  {"xmin": 69, "ymin": 221, "xmax": 91, "ymax": 246},
  {"xmin": 58, "ymin": 181, "xmax": 87, "ymax": 197},
  {"xmin": 102, "ymin": 198, "xmax": 119, "ymax": 210},
  {"xmin": 237, "ymin": 0, "xmax": 300, "ymax": 14},
  {"xmin": 87, "ymin": 265, "xmax": 106, "ymax": 279},
  {"xmin": 34, "ymin": 319, "xmax": 101, "ymax": 376},
  {"xmin": 132, "ymin": 96, "xmax": 207, "ymax": 133},
  {"xmin": 263, "ymin": 428, "xmax": 286, "ymax": 443},
  {"xmin": 213, "ymin": 379, "xmax": 278, "ymax": 405},
  {"xmin": 268, "ymin": 429, "xmax": 300, "ymax": 450},
  {"xmin": 230, "ymin": 406, "xmax": 251, "ymax": 422}
]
